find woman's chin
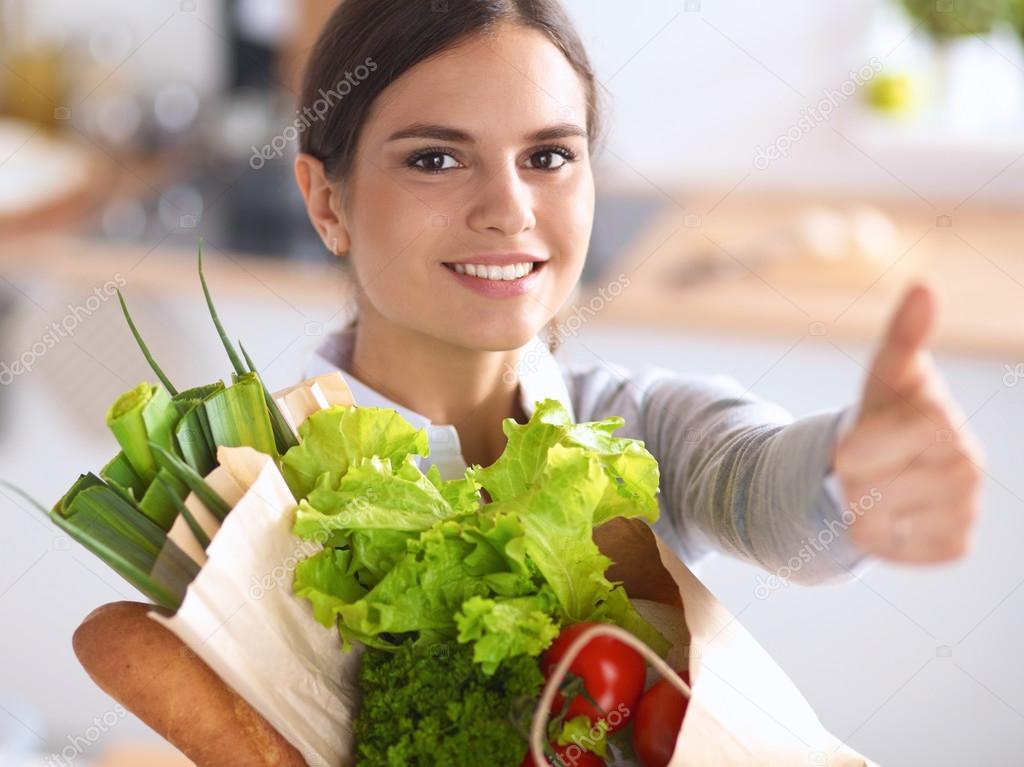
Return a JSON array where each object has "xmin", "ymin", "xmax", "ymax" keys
[{"xmin": 446, "ymin": 318, "xmax": 549, "ymax": 352}]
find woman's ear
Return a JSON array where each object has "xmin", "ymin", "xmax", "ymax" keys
[{"xmin": 294, "ymin": 153, "xmax": 351, "ymax": 256}]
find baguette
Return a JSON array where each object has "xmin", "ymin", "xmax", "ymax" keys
[{"xmin": 73, "ymin": 601, "xmax": 307, "ymax": 767}]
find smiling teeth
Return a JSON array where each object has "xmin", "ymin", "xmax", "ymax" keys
[{"xmin": 453, "ymin": 262, "xmax": 535, "ymax": 280}]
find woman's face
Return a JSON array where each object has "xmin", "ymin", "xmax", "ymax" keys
[{"xmin": 338, "ymin": 23, "xmax": 595, "ymax": 351}]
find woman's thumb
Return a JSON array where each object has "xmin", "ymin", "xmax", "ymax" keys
[{"xmin": 861, "ymin": 281, "xmax": 938, "ymax": 414}]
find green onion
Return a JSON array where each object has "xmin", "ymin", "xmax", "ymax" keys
[
  {"xmin": 149, "ymin": 441, "xmax": 231, "ymax": 521},
  {"xmin": 155, "ymin": 473, "xmax": 211, "ymax": 550},
  {"xmin": 116, "ymin": 289, "xmax": 178, "ymax": 396},
  {"xmin": 197, "ymin": 240, "xmax": 247, "ymax": 379},
  {"xmin": 106, "ymin": 383, "xmax": 181, "ymax": 484}
]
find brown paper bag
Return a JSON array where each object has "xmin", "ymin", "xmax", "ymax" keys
[
  {"xmin": 537, "ymin": 517, "xmax": 881, "ymax": 767},
  {"xmin": 148, "ymin": 371, "xmax": 361, "ymax": 766}
]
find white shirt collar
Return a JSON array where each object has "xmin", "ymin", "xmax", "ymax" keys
[{"xmin": 299, "ymin": 323, "xmax": 575, "ymax": 478}]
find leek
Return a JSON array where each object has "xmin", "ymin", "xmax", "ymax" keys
[
  {"xmin": 240, "ymin": 341, "xmax": 299, "ymax": 454},
  {"xmin": 99, "ymin": 451, "xmax": 146, "ymax": 503},
  {"xmin": 16, "ymin": 239, "xmax": 321, "ymax": 610},
  {"xmin": 156, "ymin": 473, "xmax": 212, "ymax": 551},
  {"xmin": 149, "ymin": 442, "xmax": 231, "ymax": 521},
  {"xmin": 138, "ymin": 467, "xmax": 188, "ymax": 532},
  {"xmin": 46, "ymin": 475, "xmax": 199, "ymax": 610},
  {"xmin": 202, "ymin": 372, "xmax": 277, "ymax": 457},
  {"xmin": 172, "ymin": 381, "xmax": 227, "ymax": 476},
  {"xmin": 197, "ymin": 241, "xmax": 247, "ymax": 378},
  {"xmin": 106, "ymin": 383, "xmax": 180, "ymax": 484}
]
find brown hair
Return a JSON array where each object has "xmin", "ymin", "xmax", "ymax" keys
[{"xmin": 298, "ymin": 0, "xmax": 604, "ymax": 178}]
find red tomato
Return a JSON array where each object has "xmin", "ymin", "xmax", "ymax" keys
[
  {"xmin": 541, "ymin": 622, "xmax": 647, "ymax": 732},
  {"xmin": 632, "ymin": 671, "xmax": 691, "ymax": 767},
  {"xmin": 520, "ymin": 742, "xmax": 606, "ymax": 767}
]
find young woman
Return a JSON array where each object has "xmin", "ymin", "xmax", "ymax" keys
[{"xmin": 74, "ymin": 1, "xmax": 985, "ymax": 763}]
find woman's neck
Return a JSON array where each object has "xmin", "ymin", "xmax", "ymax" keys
[{"xmin": 348, "ymin": 310, "xmax": 528, "ymax": 468}]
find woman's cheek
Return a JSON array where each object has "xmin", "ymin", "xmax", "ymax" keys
[{"xmin": 550, "ymin": 176, "xmax": 595, "ymax": 280}]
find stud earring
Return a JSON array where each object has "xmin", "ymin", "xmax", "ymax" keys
[{"xmin": 330, "ymin": 236, "xmax": 339, "ymax": 256}]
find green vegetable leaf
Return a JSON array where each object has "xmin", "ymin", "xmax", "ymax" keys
[
  {"xmin": 455, "ymin": 593, "xmax": 560, "ymax": 674},
  {"xmin": 470, "ymin": 398, "xmax": 661, "ymax": 525},
  {"xmin": 293, "ymin": 547, "xmax": 368, "ymax": 627},
  {"xmin": 280, "ymin": 405, "xmax": 430, "ymax": 499},
  {"xmin": 116, "ymin": 289, "xmax": 178, "ymax": 396},
  {"xmin": 294, "ymin": 454, "xmax": 470, "ymax": 539},
  {"xmin": 355, "ymin": 639, "xmax": 542, "ymax": 767},
  {"xmin": 492, "ymin": 444, "xmax": 610, "ymax": 620},
  {"xmin": 557, "ymin": 715, "xmax": 610, "ymax": 759},
  {"xmin": 106, "ymin": 382, "xmax": 180, "ymax": 485}
]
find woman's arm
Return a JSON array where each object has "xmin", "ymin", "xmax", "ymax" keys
[
  {"xmin": 566, "ymin": 284, "xmax": 983, "ymax": 583},
  {"xmin": 73, "ymin": 601, "xmax": 306, "ymax": 767},
  {"xmin": 567, "ymin": 360, "xmax": 867, "ymax": 585},
  {"xmin": 639, "ymin": 370, "xmax": 866, "ymax": 585}
]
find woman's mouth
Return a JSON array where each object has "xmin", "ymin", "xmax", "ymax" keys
[
  {"xmin": 441, "ymin": 260, "xmax": 547, "ymax": 297},
  {"xmin": 442, "ymin": 261, "xmax": 543, "ymax": 281}
]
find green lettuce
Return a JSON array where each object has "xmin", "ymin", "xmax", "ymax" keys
[
  {"xmin": 281, "ymin": 404, "xmax": 430, "ymax": 498},
  {"xmin": 289, "ymin": 397, "xmax": 668, "ymax": 672},
  {"xmin": 468, "ymin": 399, "xmax": 661, "ymax": 524}
]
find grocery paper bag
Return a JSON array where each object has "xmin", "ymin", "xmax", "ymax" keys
[
  {"xmin": 583, "ymin": 517, "xmax": 880, "ymax": 767},
  {"xmin": 149, "ymin": 444, "xmax": 361, "ymax": 767},
  {"xmin": 149, "ymin": 372, "xmax": 362, "ymax": 767}
]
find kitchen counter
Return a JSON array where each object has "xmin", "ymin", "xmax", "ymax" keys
[{"xmin": 578, "ymin": 188, "xmax": 1024, "ymax": 360}]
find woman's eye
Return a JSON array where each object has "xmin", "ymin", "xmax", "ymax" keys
[
  {"xmin": 410, "ymin": 151, "xmax": 460, "ymax": 173},
  {"xmin": 408, "ymin": 146, "xmax": 577, "ymax": 174},
  {"xmin": 528, "ymin": 148, "xmax": 575, "ymax": 171}
]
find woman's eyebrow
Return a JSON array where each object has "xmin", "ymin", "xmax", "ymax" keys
[{"xmin": 385, "ymin": 122, "xmax": 588, "ymax": 143}]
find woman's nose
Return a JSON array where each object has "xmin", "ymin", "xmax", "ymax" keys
[{"xmin": 465, "ymin": 163, "xmax": 537, "ymax": 236}]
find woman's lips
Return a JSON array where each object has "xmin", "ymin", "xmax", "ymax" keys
[{"xmin": 441, "ymin": 260, "xmax": 546, "ymax": 298}]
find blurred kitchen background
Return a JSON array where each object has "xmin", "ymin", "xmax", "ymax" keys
[{"xmin": 1, "ymin": 0, "xmax": 1023, "ymax": 765}]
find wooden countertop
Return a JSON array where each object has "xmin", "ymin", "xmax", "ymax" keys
[
  {"xmin": 0, "ymin": 233, "xmax": 355, "ymax": 310},
  {"xmin": 579, "ymin": 189, "xmax": 1024, "ymax": 360}
]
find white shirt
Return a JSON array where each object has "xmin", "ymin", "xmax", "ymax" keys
[{"xmin": 300, "ymin": 324, "xmax": 869, "ymax": 585}]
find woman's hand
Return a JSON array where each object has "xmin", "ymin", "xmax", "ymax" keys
[
  {"xmin": 834, "ymin": 282, "xmax": 986, "ymax": 563},
  {"xmin": 73, "ymin": 601, "xmax": 307, "ymax": 767}
]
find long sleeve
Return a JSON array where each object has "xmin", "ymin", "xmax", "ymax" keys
[
  {"xmin": 567, "ymin": 362, "xmax": 873, "ymax": 585},
  {"xmin": 821, "ymin": 399, "xmax": 876, "ymax": 581}
]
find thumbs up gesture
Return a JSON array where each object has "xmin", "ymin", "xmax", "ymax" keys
[{"xmin": 835, "ymin": 282, "xmax": 986, "ymax": 563}]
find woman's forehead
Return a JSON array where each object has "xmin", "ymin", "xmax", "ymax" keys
[{"xmin": 364, "ymin": 26, "xmax": 589, "ymax": 142}]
